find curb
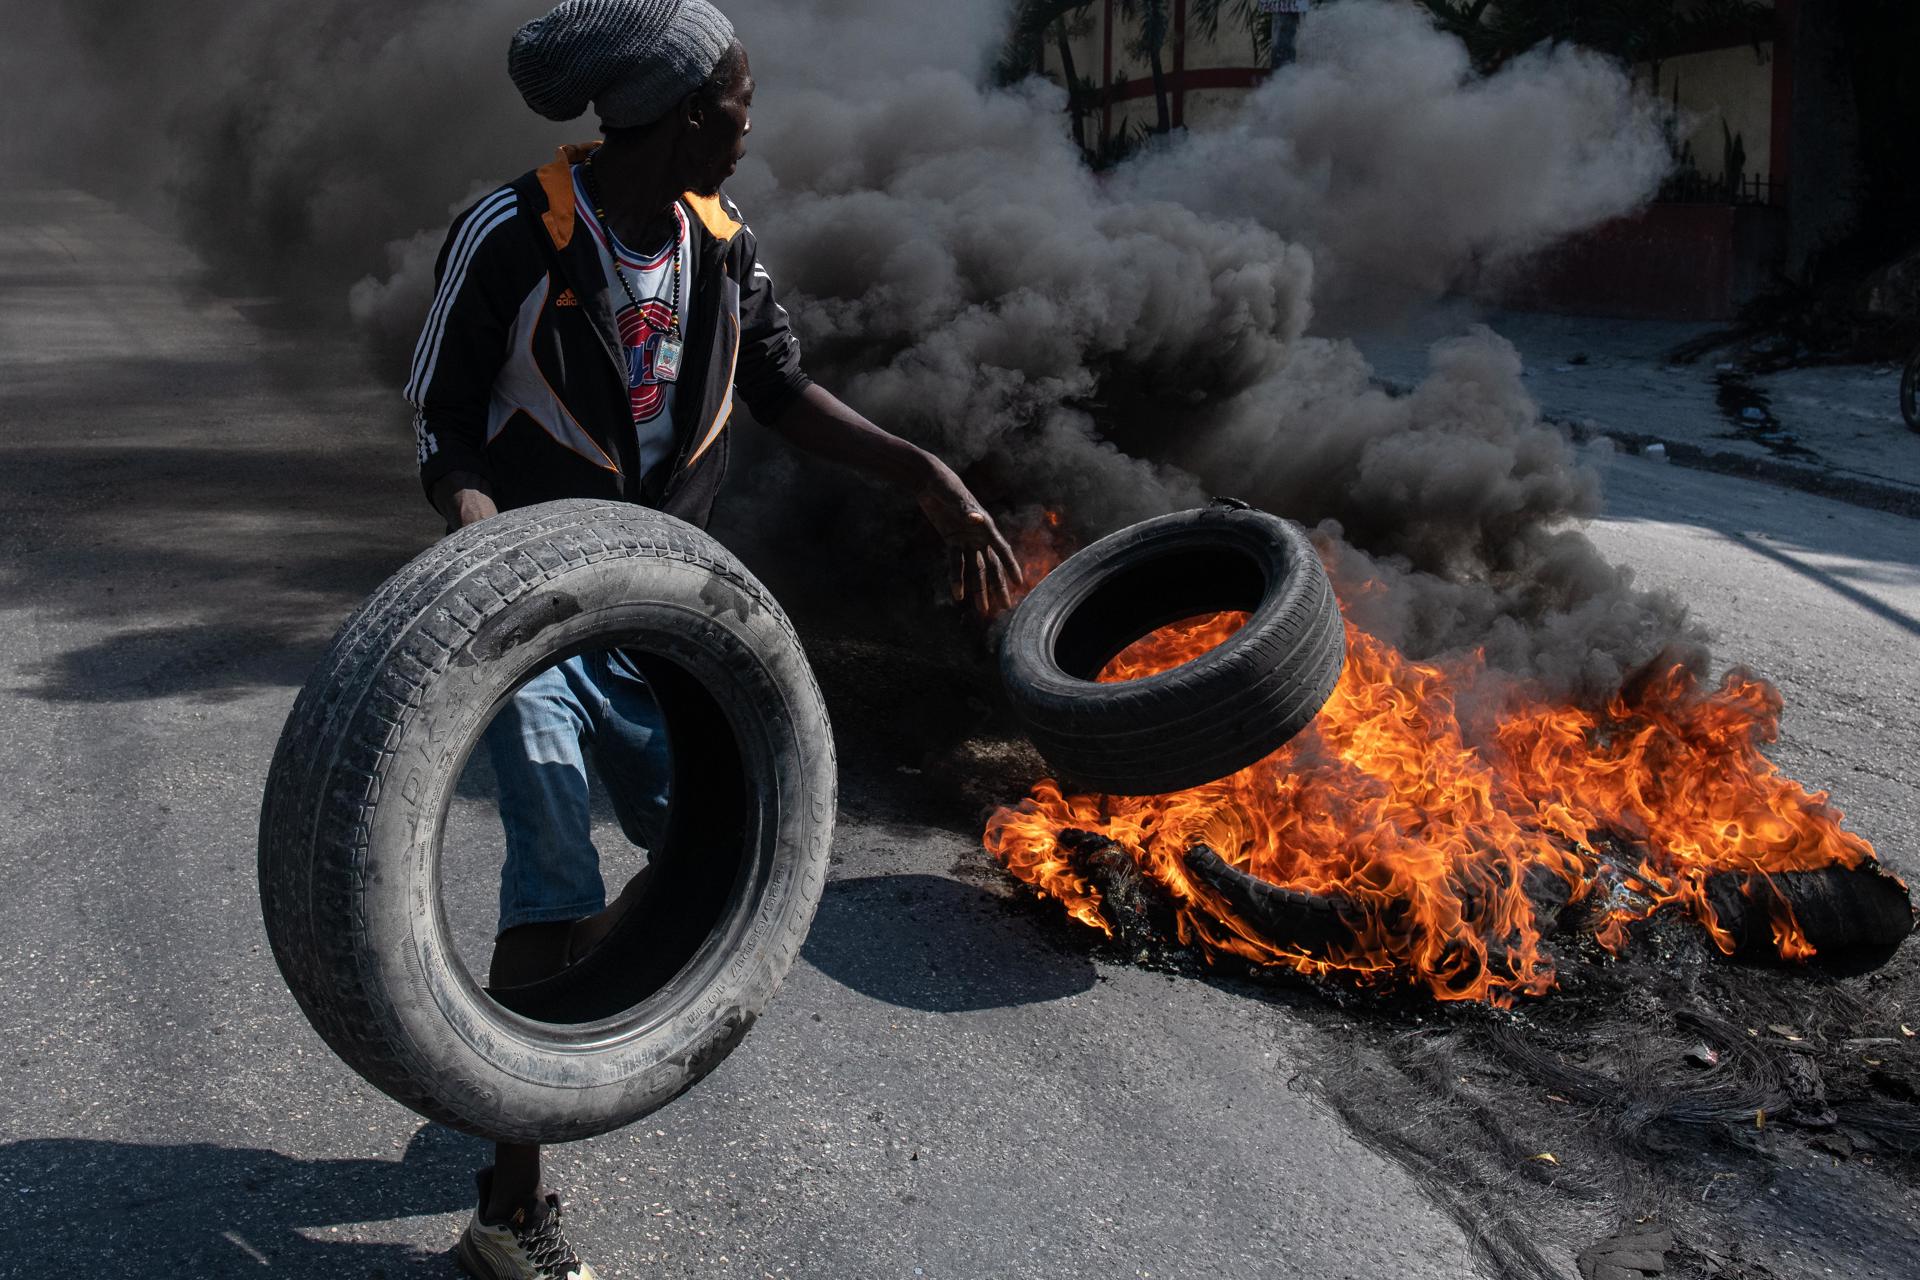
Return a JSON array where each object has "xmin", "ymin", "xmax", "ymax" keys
[{"xmin": 1552, "ymin": 417, "xmax": 1920, "ymax": 521}]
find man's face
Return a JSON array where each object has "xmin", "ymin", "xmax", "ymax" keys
[{"xmin": 686, "ymin": 47, "xmax": 753, "ymax": 197}]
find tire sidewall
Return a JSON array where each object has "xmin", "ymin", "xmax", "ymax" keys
[
  {"xmin": 358, "ymin": 542, "xmax": 833, "ymax": 1142},
  {"xmin": 996, "ymin": 506, "xmax": 1344, "ymax": 794},
  {"xmin": 1002, "ymin": 508, "xmax": 1322, "ymax": 719}
]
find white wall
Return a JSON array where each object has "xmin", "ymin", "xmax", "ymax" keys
[{"xmin": 1651, "ymin": 43, "xmax": 1776, "ymax": 181}]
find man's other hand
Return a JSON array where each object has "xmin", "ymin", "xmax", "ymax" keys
[
  {"xmin": 431, "ymin": 472, "xmax": 500, "ymax": 530},
  {"xmin": 916, "ymin": 460, "xmax": 1023, "ymax": 615}
]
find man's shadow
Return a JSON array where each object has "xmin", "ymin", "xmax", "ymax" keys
[
  {"xmin": 802, "ymin": 874, "xmax": 1098, "ymax": 1012},
  {"xmin": 0, "ymin": 1121, "xmax": 483, "ymax": 1276}
]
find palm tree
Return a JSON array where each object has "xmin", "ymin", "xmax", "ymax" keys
[
  {"xmin": 1118, "ymin": 0, "xmax": 1174, "ymax": 134},
  {"xmin": 1190, "ymin": 0, "xmax": 1276, "ymax": 67},
  {"xmin": 1008, "ymin": 0, "xmax": 1287, "ymax": 153},
  {"xmin": 1005, "ymin": 0, "xmax": 1100, "ymax": 152}
]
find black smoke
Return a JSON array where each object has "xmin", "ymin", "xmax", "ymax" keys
[{"xmin": 2, "ymin": 0, "xmax": 1690, "ymax": 700}]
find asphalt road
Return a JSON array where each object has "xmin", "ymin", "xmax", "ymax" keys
[{"xmin": 2, "ymin": 187, "xmax": 1916, "ymax": 1280}]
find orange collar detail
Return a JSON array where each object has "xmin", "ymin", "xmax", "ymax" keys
[
  {"xmin": 536, "ymin": 142, "xmax": 601, "ymax": 251},
  {"xmin": 680, "ymin": 192, "xmax": 742, "ymax": 242},
  {"xmin": 537, "ymin": 143, "xmax": 742, "ymax": 249}
]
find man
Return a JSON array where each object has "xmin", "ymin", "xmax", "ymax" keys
[{"xmin": 406, "ymin": 2, "xmax": 1022, "ymax": 1276}]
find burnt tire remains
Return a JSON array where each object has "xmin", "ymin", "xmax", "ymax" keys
[
  {"xmin": 257, "ymin": 500, "xmax": 836, "ymax": 1145},
  {"xmin": 999, "ymin": 503, "xmax": 1344, "ymax": 795},
  {"xmin": 1706, "ymin": 864, "xmax": 1915, "ymax": 975}
]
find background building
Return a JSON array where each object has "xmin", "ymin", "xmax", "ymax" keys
[{"xmin": 1016, "ymin": 1, "xmax": 1906, "ymax": 325}]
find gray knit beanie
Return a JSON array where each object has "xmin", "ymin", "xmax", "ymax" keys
[{"xmin": 510, "ymin": 0, "xmax": 735, "ymax": 130}]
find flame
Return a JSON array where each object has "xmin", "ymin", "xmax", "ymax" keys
[
  {"xmin": 984, "ymin": 588, "xmax": 1883, "ymax": 1005},
  {"xmin": 995, "ymin": 511, "xmax": 1075, "ymax": 616}
]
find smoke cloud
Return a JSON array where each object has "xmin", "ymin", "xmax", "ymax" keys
[
  {"xmin": 2, "ymin": 0, "xmax": 1688, "ymax": 701},
  {"xmin": 1116, "ymin": 0, "xmax": 1673, "ymax": 320}
]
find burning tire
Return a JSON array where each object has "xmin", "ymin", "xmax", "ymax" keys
[
  {"xmin": 257, "ymin": 500, "xmax": 835, "ymax": 1144},
  {"xmin": 999, "ymin": 503, "xmax": 1344, "ymax": 794}
]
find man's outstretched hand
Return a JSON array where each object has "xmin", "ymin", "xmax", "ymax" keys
[
  {"xmin": 916, "ymin": 459, "xmax": 1023, "ymax": 615},
  {"xmin": 734, "ymin": 383, "xmax": 1026, "ymax": 613}
]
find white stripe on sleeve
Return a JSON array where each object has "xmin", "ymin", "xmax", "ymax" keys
[{"xmin": 405, "ymin": 190, "xmax": 517, "ymax": 405}]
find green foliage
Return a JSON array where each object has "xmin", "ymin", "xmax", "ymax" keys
[
  {"xmin": 1093, "ymin": 115, "xmax": 1156, "ymax": 168},
  {"xmin": 1118, "ymin": 0, "xmax": 1172, "ymax": 64},
  {"xmin": 1191, "ymin": 0, "xmax": 1276, "ymax": 66},
  {"xmin": 1720, "ymin": 118, "xmax": 1746, "ymax": 197},
  {"xmin": 1117, "ymin": 0, "xmax": 1175, "ymax": 131},
  {"xmin": 998, "ymin": 0, "xmax": 1296, "ymax": 165},
  {"xmin": 997, "ymin": 0, "xmax": 1099, "ymax": 85}
]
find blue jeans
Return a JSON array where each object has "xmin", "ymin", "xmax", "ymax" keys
[{"xmin": 483, "ymin": 650, "xmax": 672, "ymax": 934}]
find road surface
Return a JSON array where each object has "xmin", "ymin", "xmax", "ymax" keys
[{"xmin": 2, "ymin": 187, "xmax": 1915, "ymax": 1279}]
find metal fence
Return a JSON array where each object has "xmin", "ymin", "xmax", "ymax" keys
[{"xmin": 1658, "ymin": 170, "xmax": 1788, "ymax": 207}]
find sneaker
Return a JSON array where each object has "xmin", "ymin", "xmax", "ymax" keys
[{"xmin": 456, "ymin": 1171, "xmax": 596, "ymax": 1280}]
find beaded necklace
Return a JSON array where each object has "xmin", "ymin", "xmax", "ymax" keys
[{"xmin": 582, "ymin": 152, "xmax": 685, "ymax": 382}]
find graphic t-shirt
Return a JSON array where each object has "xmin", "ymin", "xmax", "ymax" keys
[{"xmin": 572, "ymin": 165, "xmax": 694, "ymax": 478}]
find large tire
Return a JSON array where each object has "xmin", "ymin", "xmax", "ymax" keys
[
  {"xmin": 1000, "ymin": 503, "xmax": 1343, "ymax": 795},
  {"xmin": 258, "ymin": 499, "xmax": 835, "ymax": 1144}
]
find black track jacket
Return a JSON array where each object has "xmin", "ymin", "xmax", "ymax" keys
[{"xmin": 406, "ymin": 143, "xmax": 812, "ymax": 528}]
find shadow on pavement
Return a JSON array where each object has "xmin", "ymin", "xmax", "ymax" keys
[
  {"xmin": 0, "ymin": 1123, "xmax": 482, "ymax": 1277},
  {"xmin": 1722, "ymin": 528, "xmax": 1920, "ymax": 639},
  {"xmin": 24, "ymin": 621, "xmax": 332, "ymax": 704},
  {"xmin": 803, "ymin": 873, "xmax": 1097, "ymax": 1013},
  {"xmin": 4, "ymin": 440, "xmax": 423, "ymax": 703},
  {"xmin": 1595, "ymin": 452, "xmax": 1920, "ymax": 579}
]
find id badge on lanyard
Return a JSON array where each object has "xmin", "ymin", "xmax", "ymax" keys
[{"xmin": 651, "ymin": 332, "xmax": 684, "ymax": 383}]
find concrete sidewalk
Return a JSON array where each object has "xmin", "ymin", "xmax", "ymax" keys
[{"xmin": 1357, "ymin": 306, "xmax": 1920, "ymax": 512}]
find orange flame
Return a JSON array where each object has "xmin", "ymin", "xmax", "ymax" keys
[
  {"xmin": 984, "ymin": 593, "xmax": 1882, "ymax": 1005},
  {"xmin": 995, "ymin": 511, "xmax": 1075, "ymax": 617}
]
